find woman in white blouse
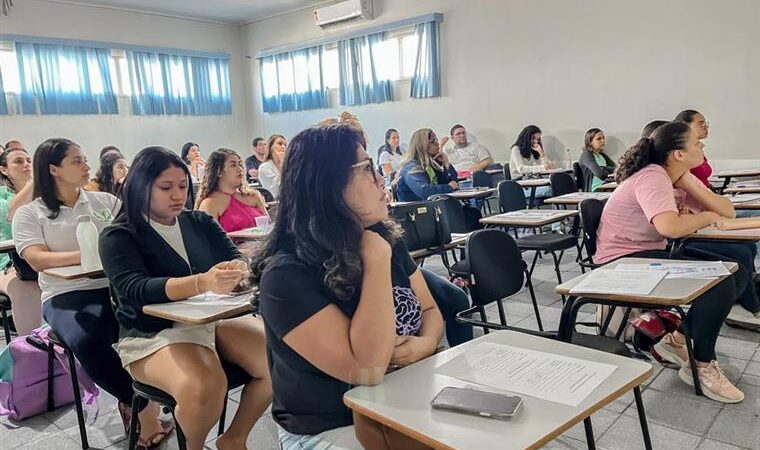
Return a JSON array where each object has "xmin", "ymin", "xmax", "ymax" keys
[
  {"xmin": 376, "ymin": 129, "xmax": 406, "ymax": 176},
  {"xmin": 258, "ymin": 134, "xmax": 286, "ymax": 199},
  {"xmin": 509, "ymin": 125, "xmax": 554, "ymax": 203}
]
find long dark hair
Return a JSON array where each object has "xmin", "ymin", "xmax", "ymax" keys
[
  {"xmin": 93, "ymin": 152, "xmax": 125, "ymax": 196},
  {"xmin": 382, "ymin": 128, "xmax": 402, "ymax": 155},
  {"xmin": 0, "ymin": 147, "xmax": 30, "ymax": 192},
  {"xmin": 264, "ymin": 134, "xmax": 285, "ymax": 163},
  {"xmin": 640, "ymin": 120, "xmax": 669, "ymax": 139},
  {"xmin": 674, "ymin": 109, "xmax": 700, "ymax": 124},
  {"xmin": 250, "ymin": 124, "xmax": 398, "ymax": 300},
  {"xmin": 513, "ymin": 125, "xmax": 542, "ymax": 159},
  {"xmin": 583, "ymin": 128, "xmax": 603, "ymax": 151},
  {"xmin": 119, "ymin": 146, "xmax": 194, "ymax": 227},
  {"xmin": 32, "ymin": 138, "xmax": 78, "ymax": 219},
  {"xmin": 100, "ymin": 145, "xmax": 122, "ymax": 159},
  {"xmin": 180, "ymin": 142, "xmax": 199, "ymax": 164},
  {"xmin": 616, "ymin": 121, "xmax": 691, "ymax": 183},
  {"xmin": 194, "ymin": 148, "xmax": 238, "ymax": 208}
]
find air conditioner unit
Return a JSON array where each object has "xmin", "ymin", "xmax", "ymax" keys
[{"xmin": 314, "ymin": 0, "xmax": 373, "ymax": 28}]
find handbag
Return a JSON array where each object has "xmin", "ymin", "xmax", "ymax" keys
[
  {"xmin": 10, "ymin": 251, "xmax": 37, "ymax": 282},
  {"xmin": 389, "ymin": 200, "xmax": 451, "ymax": 252},
  {"xmin": 629, "ymin": 310, "xmax": 682, "ymax": 361}
]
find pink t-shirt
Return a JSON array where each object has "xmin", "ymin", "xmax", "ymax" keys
[{"xmin": 594, "ymin": 165, "xmax": 706, "ymax": 264}]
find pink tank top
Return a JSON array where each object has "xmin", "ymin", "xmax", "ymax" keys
[{"xmin": 218, "ymin": 194, "xmax": 267, "ymax": 232}]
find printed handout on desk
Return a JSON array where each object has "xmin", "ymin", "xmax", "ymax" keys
[
  {"xmin": 437, "ymin": 342, "xmax": 617, "ymax": 407},
  {"xmin": 501, "ymin": 210, "xmax": 564, "ymax": 218},
  {"xmin": 615, "ymin": 262, "xmax": 731, "ymax": 279},
  {"xmin": 569, "ymin": 269, "xmax": 666, "ymax": 296},
  {"xmin": 728, "ymin": 194, "xmax": 760, "ymax": 204},
  {"xmin": 180, "ymin": 292, "xmax": 255, "ymax": 307}
]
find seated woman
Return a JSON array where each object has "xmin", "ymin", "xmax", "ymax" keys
[
  {"xmin": 181, "ymin": 141, "xmax": 206, "ymax": 183},
  {"xmin": 396, "ymin": 128, "xmax": 458, "ymax": 202},
  {"xmin": 0, "ymin": 146, "xmax": 42, "ymax": 335},
  {"xmin": 84, "ymin": 152, "xmax": 129, "ymax": 195},
  {"xmin": 509, "ymin": 125, "xmax": 553, "ymax": 203},
  {"xmin": 595, "ymin": 121, "xmax": 747, "ymax": 403},
  {"xmin": 258, "ymin": 135, "xmax": 286, "ymax": 199},
  {"xmin": 252, "ymin": 124, "xmax": 443, "ymax": 450},
  {"xmin": 377, "ymin": 128, "xmax": 406, "ymax": 176},
  {"xmin": 578, "ymin": 128, "xmax": 616, "ymax": 192},
  {"xmin": 12, "ymin": 138, "xmax": 167, "ymax": 446},
  {"xmin": 196, "ymin": 148, "xmax": 269, "ymax": 232},
  {"xmin": 675, "ymin": 109, "xmax": 712, "ymax": 188},
  {"xmin": 99, "ymin": 146, "xmax": 271, "ymax": 450}
]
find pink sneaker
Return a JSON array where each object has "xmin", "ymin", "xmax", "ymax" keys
[
  {"xmin": 679, "ymin": 361, "xmax": 744, "ymax": 403},
  {"xmin": 652, "ymin": 332, "xmax": 688, "ymax": 368}
]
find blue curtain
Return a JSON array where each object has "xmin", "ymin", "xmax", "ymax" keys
[
  {"xmin": 0, "ymin": 70, "xmax": 7, "ymax": 115},
  {"xmin": 338, "ymin": 32, "xmax": 392, "ymax": 106},
  {"xmin": 411, "ymin": 21, "xmax": 441, "ymax": 98},
  {"xmin": 260, "ymin": 45, "xmax": 328, "ymax": 113},
  {"xmin": 14, "ymin": 42, "xmax": 118, "ymax": 115},
  {"xmin": 128, "ymin": 51, "xmax": 231, "ymax": 116}
]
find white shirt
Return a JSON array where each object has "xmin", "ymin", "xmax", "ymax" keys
[
  {"xmin": 149, "ymin": 219, "xmax": 190, "ymax": 265},
  {"xmin": 12, "ymin": 190, "xmax": 121, "ymax": 302},
  {"xmin": 258, "ymin": 160, "xmax": 281, "ymax": 199},
  {"xmin": 509, "ymin": 145, "xmax": 545, "ymax": 179},
  {"xmin": 443, "ymin": 140, "xmax": 492, "ymax": 170},
  {"xmin": 378, "ymin": 150, "xmax": 405, "ymax": 173}
]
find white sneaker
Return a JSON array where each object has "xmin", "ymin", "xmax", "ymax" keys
[
  {"xmin": 725, "ymin": 304, "xmax": 760, "ymax": 331},
  {"xmin": 678, "ymin": 361, "xmax": 744, "ymax": 404}
]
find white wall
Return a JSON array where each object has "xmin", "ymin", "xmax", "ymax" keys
[
  {"xmin": 242, "ymin": 0, "xmax": 760, "ymax": 168},
  {"xmin": 0, "ymin": 0, "xmax": 250, "ymax": 162}
]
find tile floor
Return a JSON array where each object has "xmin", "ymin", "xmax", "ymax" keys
[{"xmin": 2, "ymin": 243, "xmax": 759, "ymax": 450}]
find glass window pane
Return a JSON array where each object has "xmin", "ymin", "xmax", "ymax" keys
[
  {"xmin": 277, "ymin": 57, "xmax": 295, "ymax": 95},
  {"xmin": 117, "ymin": 57, "xmax": 132, "ymax": 96},
  {"xmin": 88, "ymin": 56, "xmax": 104, "ymax": 95},
  {"xmin": 401, "ymin": 34, "xmax": 419, "ymax": 78},
  {"xmin": 58, "ymin": 54, "xmax": 80, "ymax": 93},
  {"xmin": 0, "ymin": 51, "xmax": 21, "ymax": 93},
  {"xmin": 292, "ymin": 53, "xmax": 309, "ymax": 93},
  {"xmin": 372, "ymin": 37, "xmax": 400, "ymax": 81},
  {"xmin": 322, "ymin": 48, "xmax": 338, "ymax": 89},
  {"xmin": 261, "ymin": 59, "xmax": 278, "ymax": 97}
]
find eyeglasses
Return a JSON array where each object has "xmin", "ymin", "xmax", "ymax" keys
[
  {"xmin": 351, "ymin": 158, "xmax": 379, "ymax": 183},
  {"xmin": 429, "ymin": 137, "xmax": 439, "ymax": 145}
]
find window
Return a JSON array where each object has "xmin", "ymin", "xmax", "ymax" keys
[
  {"xmin": 0, "ymin": 45, "xmax": 20, "ymax": 94},
  {"xmin": 400, "ymin": 34, "xmax": 419, "ymax": 78},
  {"xmin": 322, "ymin": 46, "xmax": 339, "ymax": 88}
]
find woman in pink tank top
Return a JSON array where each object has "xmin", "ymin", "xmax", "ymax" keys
[{"xmin": 196, "ymin": 148, "xmax": 268, "ymax": 232}]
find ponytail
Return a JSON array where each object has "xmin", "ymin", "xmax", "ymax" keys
[
  {"xmin": 616, "ymin": 121, "xmax": 691, "ymax": 182},
  {"xmin": 616, "ymin": 138, "xmax": 655, "ymax": 182}
]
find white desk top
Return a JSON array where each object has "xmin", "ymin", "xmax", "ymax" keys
[
  {"xmin": 688, "ymin": 226, "xmax": 760, "ymax": 241},
  {"xmin": 0, "ymin": 239, "xmax": 15, "ymax": 253},
  {"xmin": 143, "ymin": 292, "xmax": 256, "ymax": 324},
  {"xmin": 480, "ymin": 209, "xmax": 578, "ymax": 227},
  {"xmin": 543, "ymin": 192, "xmax": 611, "ymax": 205},
  {"xmin": 555, "ymin": 257, "xmax": 737, "ymax": 306},
  {"xmin": 227, "ymin": 227, "xmax": 271, "ymax": 241},
  {"xmin": 724, "ymin": 184, "xmax": 760, "ymax": 194},
  {"xmin": 717, "ymin": 168, "xmax": 760, "ymax": 178},
  {"xmin": 445, "ymin": 188, "xmax": 496, "ymax": 200},
  {"xmin": 344, "ymin": 330, "xmax": 652, "ymax": 450},
  {"xmin": 43, "ymin": 265, "xmax": 105, "ymax": 280},
  {"xmin": 516, "ymin": 178, "xmax": 551, "ymax": 188},
  {"xmin": 596, "ymin": 181, "xmax": 618, "ymax": 191},
  {"xmin": 409, "ymin": 233, "xmax": 471, "ymax": 261}
]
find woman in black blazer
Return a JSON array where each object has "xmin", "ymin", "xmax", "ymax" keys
[{"xmin": 99, "ymin": 146, "xmax": 271, "ymax": 450}]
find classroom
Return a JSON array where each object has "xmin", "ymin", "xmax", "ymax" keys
[{"xmin": 0, "ymin": 1, "xmax": 758, "ymax": 449}]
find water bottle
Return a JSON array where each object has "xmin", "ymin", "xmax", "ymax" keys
[
  {"xmin": 565, "ymin": 148, "xmax": 573, "ymax": 170},
  {"xmin": 76, "ymin": 215, "xmax": 102, "ymax": 271}
]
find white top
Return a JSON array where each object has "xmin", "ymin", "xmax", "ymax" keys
[
  {"xmin": 378, "ymin": 150, "xmax": 405, "ymax": 173},
  {"xmin": 443, "ymin": 140, "xmax": 492, "ymax": 170},
  {"xmin": 258, "ymin": 160, "xmax": 281, "ymax": 199},
  {"xmin": 509, "ymin": 145, "xmax": 545, "ymax": 179},
  {"xmin": 149, "ymin": 219, "xmax": 190, "ymax": 265},
  {"xmin": 12, "ymin": 190, "xmax": 120, "ymax": 302}
]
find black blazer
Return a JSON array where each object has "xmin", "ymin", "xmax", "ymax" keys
[{"xmin": 99, "ymin": 210, "xmax": 242, "ymax": 338}]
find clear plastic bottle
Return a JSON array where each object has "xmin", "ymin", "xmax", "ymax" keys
[
  {"xmin": 565, "ymin": 148, "xmax": 573, "ymax": 170},
  {"xmin": 76, "ymin": 215, "xmax": 102, "ymax": 271}
]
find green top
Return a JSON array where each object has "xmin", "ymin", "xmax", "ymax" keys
[
  {"xmin": 590, "ymin": 153, "xmax": 610, "ymax": 192},
  {"xmin": 0, "ymin": 185, "xmax": 14, "ymax": 268}
]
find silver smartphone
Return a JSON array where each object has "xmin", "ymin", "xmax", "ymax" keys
[{"xmin": 431, "ymin": 386, "xmax": 523, "ymax": 420}]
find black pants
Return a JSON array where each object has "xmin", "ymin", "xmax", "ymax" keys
[
  {"xmin": 420, "ymin": 267, "xmax": 473, "ymax": 347},
  {"xmin": 42, "ymin": 288, "xmax": 134, "ymax": 404},
  {"xmin": 628, "ymin": 250, "xmax": 741, "ymax": 362}
]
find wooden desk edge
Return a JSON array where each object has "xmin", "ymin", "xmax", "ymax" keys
[
  {"xmin": 480, "ymin": 211, "xmax": 578, "ymax": 227},
  {"xmin": 42, "ymin": 269, "xmax": 104, "ymax": 280},
  {"xmin": 344, "ymin": 366, "xmax": 653, "ymax": 450},
  {"xmin": 142, "ymin": 303, "xmax": 253, "ymax": 325}
]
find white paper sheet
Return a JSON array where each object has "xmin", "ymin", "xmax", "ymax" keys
[
  {"xmin": 436, "ymin": 342, "xmax": 617, "ymax": 407},
  {"xmin": 501, "ymin": 210, "xmax": 566, "ymax": 218},
  {"xmin": 615, "ymin": 262, "xmax": 731, "ymax": 279},
  {"xmin": 728, "ymin": 194, "xmax": 760, "ymax": 204},
  {"xmin": 569, "ymin": 269, "xmax": 666, "ymax": 295},
  {"xmin": 179, "ymin": 292, "xmax": 255, "ymax": 307}
]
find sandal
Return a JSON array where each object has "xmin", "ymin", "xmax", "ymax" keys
[{"xmin": 137, "ymin": 420, "xmax": 175, "ymax": 450}]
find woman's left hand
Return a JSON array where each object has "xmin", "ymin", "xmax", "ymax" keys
[{"xmin": 389, "ymin": 335, "xmax": 437, "ymax": 367}]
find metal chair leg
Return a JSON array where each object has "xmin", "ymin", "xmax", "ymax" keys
[
  {"xmin": 675, "ymin": 306, "xmax": 703, "ymax": 396},
  {"xmin": 47, "ymin": 343, "xmax": 55, "ymax": 411},
  {"xmin": 64, "ymin": 347, "xmax": 89, "ymax": 449},
  {"xmin": 525, "ymin": 274, "xmax": 544, "ymax": 332},
  {"xmin": 217, "ymin": 391, "xmax": 229, "ymax": 436},
  {"xmin": 1, "ymin": 309, "xmax": 11, "ymax": 345},
  {"xmin": 633, "ymin": 386, "xmax": 653, "ymax": 450},
  {"xmin": 128, "ymin": 395, "xmax": 145, "ymax": 450},
  {"xmin": 583, "ymin": 417, "xmax": 596, "ymax": 449}
]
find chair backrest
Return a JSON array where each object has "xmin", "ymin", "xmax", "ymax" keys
[
  {"xmin": 579, "ymin": 198, "xmax": 605, "ymax": 258},
  {"xmin": 427, "ymin": 195, "xmax": 474, "ymax": 233},
  {"xmin": 572, "ymin": 162, "xmax": 585, "ymax": 191},
  {"xmin": 497, "ymin": 180, "xmax": 526, "ymax": 213},
  {"xmin": 549, "ymin": 172, "xmax": 577, "ymax": 196},
  {"xmin": 502, "ymin": 163, "xmax": 512, "ymax": 181},
  {"xmin": 256, "ymin": 187, "xmax": 274, "ymax": 203},
  {"xmin": 466, "ymin": 229, "xmax": 525, "ymax": 307},
  {"xmin": 472, "ymin": 170, "xmax": 506, "ymax": 188}
]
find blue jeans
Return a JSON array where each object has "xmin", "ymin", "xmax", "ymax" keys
[
  {"xmin": 279, "ymin": 425, "xmax": 361, "ymax": 450},
  {"xmin": 420, "ymin": 267, "xmax": 473, "ymax": 346},
  {"xmin": 523, "ymin": 186, "xmax": 553, "ymax": 207}
]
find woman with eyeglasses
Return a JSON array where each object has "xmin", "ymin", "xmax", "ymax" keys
[
  {"xmin": 396, "ymin": 128, "xmax": 459, "ymax": 202},
  {"xmin": 252, "ymin": 123, "xmax": 443, "ymax": 449}
]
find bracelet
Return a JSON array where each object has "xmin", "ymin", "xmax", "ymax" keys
[{"xmin": 194, "ymin": 274, "xmax": 201, "ymax": 296}]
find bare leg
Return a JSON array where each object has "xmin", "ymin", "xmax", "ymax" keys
[
  {"xmin": 129, "ymin": 343, "xmax": 227, "ymax": 450},
  {"xmin": 214, "ymin": 316, "xmax": 272, "ymax": 450}
]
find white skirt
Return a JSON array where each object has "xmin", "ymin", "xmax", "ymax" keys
[{"xmin": 115, "ymin": 322, "xmax": 217, "ymax": 373}]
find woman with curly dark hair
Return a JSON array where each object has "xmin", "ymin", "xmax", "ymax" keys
[
  {"xmin": 251, "ymin": 123, "xmax": 442, "ymax": 450},
  {"xmin": 84, "ymin": 152, "xmax": 128, "ymax": 195}
]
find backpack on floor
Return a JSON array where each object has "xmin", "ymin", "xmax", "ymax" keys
[
  {"xmin": 0, "ymin": 326, "xmax": 99, "ymax": 421},
  {"xmin": 629, "ymin": 310, "xmax": 682, "ymax": 361}
]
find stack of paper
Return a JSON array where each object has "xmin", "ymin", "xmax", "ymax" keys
[
  {"xmin": 569, "ymin": 269, "xmax": 666, "ymax": 295},
  {"xmin": 615, "ymin": 262, "xmax": 731, "ymax": 279},
  {"xmin": 437, "ymin": 342, "xmax": 617, "ymax": 407}
]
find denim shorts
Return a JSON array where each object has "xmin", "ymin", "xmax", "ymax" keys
[{"xmin": 278, "ymin": 424, "xmax": 362, "ymax": 450}]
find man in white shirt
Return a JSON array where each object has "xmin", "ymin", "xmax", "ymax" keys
[{"xmin": 441, "ymin": 125, "xmax": 493, "ymax": 172}]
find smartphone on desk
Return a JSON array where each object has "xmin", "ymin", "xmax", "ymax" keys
[{"xmin": 431, "ymin": 386, "xmax": 523, "ymax": 420}]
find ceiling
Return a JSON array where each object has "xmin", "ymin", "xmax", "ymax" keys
[{"xmin": 44, "ymin": 0, "xmax": 332, "ymax": 24}]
